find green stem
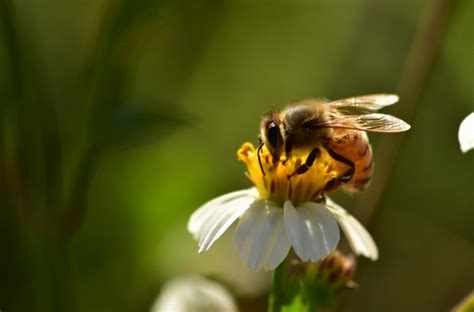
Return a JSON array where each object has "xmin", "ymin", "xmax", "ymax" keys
[{"xmin": 270, "ymin": 261, "xmax": 286, "ymax": 312}]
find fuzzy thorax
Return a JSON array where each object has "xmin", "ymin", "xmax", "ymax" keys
[{"xmin": 238, "ymin": 143, "xmax": 346, "ymax": 206}]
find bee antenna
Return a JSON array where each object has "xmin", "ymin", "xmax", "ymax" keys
[{"xmin": 257, "ymin": 142, "xmax": 265, "ymax": 176}]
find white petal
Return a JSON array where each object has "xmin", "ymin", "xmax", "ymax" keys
[
  {"xmin": 265, "ymin": 220, "xmax": 291, "ymax": 270},
  {"xmin": 234, "ymin": 201, "xmax": 290, "ymax": 271},
  {"xmin": 188, "ymin": 188, "xmax": 258, "ymax": 235},
  {"xmin": 459, "ymin": 112, "xmax": 474, "ymax": 153},
  {"xmin": 187, "ymin": 188, "xmax": 258, "ymax": 253},
  {"xmin": 284, "ymin": 201, "xmax": 340, "ymax": 262},
  {"xmin": 325, "ymin": 197, "xmax": 378, "ymax": 260},
  {"xmin": 283, "ymin": 201, "xmax": 304, "ymax": 258},
  {"xmin": 234, "ymin": 201, "xmax": 267, "ymax": 268},
  {"xmin": 197, "ymin": 197, "xmax": 256, "ymax": 253}
]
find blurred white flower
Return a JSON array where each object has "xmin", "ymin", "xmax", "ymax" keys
[
  {"xmin": 459, "ymin": 113, "xmax": 474, "ymax": 153},
  {"xmin": 188, "ymin": 188, "xmax": 378, "ymax": 271},
  {"xmin": 150, "ymin": 275, "xmax": 238, "ymax": 312}
]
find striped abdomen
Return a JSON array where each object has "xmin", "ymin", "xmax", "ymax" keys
[{"xmin": 325, "ymin": 129, "xmax": 373, "ymax": 194}]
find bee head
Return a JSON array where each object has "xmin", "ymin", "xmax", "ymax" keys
[{"xmin": 260, "ymin": 112, "xmax": 284, "ymax": 162}]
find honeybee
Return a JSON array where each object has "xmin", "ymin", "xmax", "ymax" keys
[{"xmin": 259, "ymin": 94, "xmax": 410, "ymax": 193}]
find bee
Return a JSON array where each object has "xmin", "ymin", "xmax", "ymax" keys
[{"xmin": 258, "ymin": 94, "xmax": 410, "ymax": 193}]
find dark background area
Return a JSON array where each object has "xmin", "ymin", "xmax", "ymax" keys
[{"xmin": 0, "ymin": 0, "xmax": 472, "ymax": 311}]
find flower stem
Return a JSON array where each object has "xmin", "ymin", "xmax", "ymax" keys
[{"xmin": 270, "ymin": 261, "xmax": 286, "ymax": 312}]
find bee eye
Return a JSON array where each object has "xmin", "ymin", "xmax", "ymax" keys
[{"xmin": 267, "ymin": 122, "xmax": 282, "ymax": 149}]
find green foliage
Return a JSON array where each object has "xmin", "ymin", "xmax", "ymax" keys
[{"xmin": 93, "ymin": 103, "xmax": 190, "ymax": 150}]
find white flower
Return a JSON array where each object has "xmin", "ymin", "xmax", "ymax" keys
[
  {"xmin": 188, "ymin": 187, "xmax": 378, "ymax": 271},
  {"xmin": 188, "ymin": 143, "xmax": 379, "ymax": 271},
  {"xmin": 150, "ymin": 275, "xmax": 238, "ymax": 312},
  {"xmin": 459, "ymin": 113, "xmax": 474, "ymax": 153}
]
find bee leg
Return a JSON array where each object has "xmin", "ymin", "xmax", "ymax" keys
[
  {"xmin": 327, "ymin": 148, "xmax": 355, "ymax": 182},
  {"xmin": 257, "ymin": 142, "xmax": 265, "ymax": 176},
  {"xmin": 324, "ymin": 178, "xmax": 341, "ymax": 192},
  {"xmin": 288, "ymin": 147, "xmax": 321, "ymax": 178}
]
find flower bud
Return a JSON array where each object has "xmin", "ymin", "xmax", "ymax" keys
[{"xmin": 315, "ymin": 250, "xmax": 356, "ymax": 290}]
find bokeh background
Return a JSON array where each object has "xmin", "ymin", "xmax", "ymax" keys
[{"xmin": 0, "ymin": 0, "xmax": 473, "ymax": 311}]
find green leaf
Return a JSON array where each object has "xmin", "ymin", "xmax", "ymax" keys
[{"xmin": 93, "ymin": 103, "xmax": 191, "ymax": 150}]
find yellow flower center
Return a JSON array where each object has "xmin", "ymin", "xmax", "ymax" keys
[{"xmin": 237, "ymin": 143, "xmax": 347, "ymax": 206}]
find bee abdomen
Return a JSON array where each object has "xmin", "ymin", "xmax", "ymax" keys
[
  {"xmin": 346, "ymin": 141, "xmax": 373, "ymax": 193},
  {"xmin": 326, "ymin": 130, "xmax": 373, "ymax": 194}
]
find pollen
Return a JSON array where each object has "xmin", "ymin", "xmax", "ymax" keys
[{"xmin": 237, "ymin": 143, "xmax": 348, "ymax": 206}]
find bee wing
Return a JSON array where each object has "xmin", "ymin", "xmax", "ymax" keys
[
  {"xmin": 307, "ymin": 113, "xmax": 410, "ymax": 133},
  {"xmin": 326, "ymin": 94, "xmax": 399, "ymax": 113}
]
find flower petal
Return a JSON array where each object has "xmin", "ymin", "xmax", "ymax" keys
[
  {"xmin": 188, "ymin": 188, "xmax": 258, "ymax": 236},
  {"xmin": 284, "ymin": 201, "xmax": 340, "ymax": 262},
  {"xmin": 187, "ymin": 188, "xmax": 258, "ymax": 253},
  {"xmin": 459, "ymin": 112, "xmax": 474, "ymax": 153},
  {"xmin": 325, "ymin": 197, "xmax": 378, "ymax": 260},
  {"xmin": 234, "ymin": 201, "xmax": 290, "ymax": 271}
]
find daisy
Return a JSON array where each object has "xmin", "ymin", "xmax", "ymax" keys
[{"xmin": 188, "ymin": 143, "xmax": 378, "ymax": 271}]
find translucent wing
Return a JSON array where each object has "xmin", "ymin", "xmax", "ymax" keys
[
  {"xmin": 305, "ymin": 113, "xmax": 410, "ymax": 133},
  {"xmin": 326, "ymin": 94, "xmax": 399, "ymax": 113}
]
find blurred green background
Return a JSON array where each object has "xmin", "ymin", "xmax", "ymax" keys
[{"xmin": 0, "ymin": 0, "xmax": 472, "ymax": 311}]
